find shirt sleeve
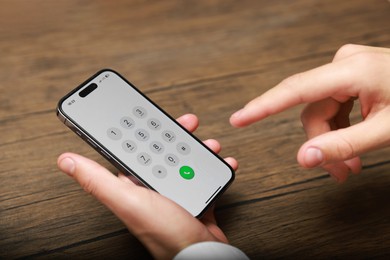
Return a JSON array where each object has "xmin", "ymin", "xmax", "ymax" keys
[{"xmin": 173, "ymin": 241, "xmax": 249, "ymax": 260}]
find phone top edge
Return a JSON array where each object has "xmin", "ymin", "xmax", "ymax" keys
[{"xmin": 56, "ymin": 68, "xmax": 117, "ymax": 117}]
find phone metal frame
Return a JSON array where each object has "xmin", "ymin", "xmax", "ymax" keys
[{"xmin": 56, "ymin": 69, "xmax": 235, "ymax": 217}]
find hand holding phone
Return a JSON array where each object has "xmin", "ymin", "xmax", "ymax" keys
[
  {"xmin": 57, "ymin": 69, "xmax": 235, "ymax": 217},
  {"xmin": 57, "ymin": 113, "xmax": 238, "ymax": 259}
]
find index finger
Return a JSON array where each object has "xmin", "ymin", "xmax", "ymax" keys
[{"xmin": 230, "ymin": 59, "xmax": 359, "ymax": 127}]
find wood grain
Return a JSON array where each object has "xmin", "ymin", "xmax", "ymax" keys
[{"xmin": 1, "ymin": 0, "xmax": 390, "ymax": 258}]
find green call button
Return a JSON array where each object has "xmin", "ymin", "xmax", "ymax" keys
[{"xmin": 179, "ymin": 166, "xmax": 195, "ymax": 180}]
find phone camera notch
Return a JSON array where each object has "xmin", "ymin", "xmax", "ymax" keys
[{"xmin": 79, "ymin": 83, "xmax": 97, "ymax": 98}]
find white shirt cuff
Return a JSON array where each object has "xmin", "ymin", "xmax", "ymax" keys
[{"xmin": 174, "ymin": 241, "xmax": 249, "ymax": 260}]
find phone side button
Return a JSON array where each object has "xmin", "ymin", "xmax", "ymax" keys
[
  {"xmin": 100, "ymin": 150, "xmax": 112, "ymax": 161},
  {"xmin": 86, "ymin": 138, "xmax": 97, "ymax": 148}
]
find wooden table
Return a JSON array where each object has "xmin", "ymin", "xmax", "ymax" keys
[{"xmin": 1, "ymin": 0, "xmax": 390, "ymax": 258}]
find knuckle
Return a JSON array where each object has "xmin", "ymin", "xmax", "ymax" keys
[
  {"xmin": 280, "ymin": 73, "xmax": 306, "ymax": 102},
  {"xmin": 300, "ymin": 101, "xmax": 326, "ymax": 128},
  {"xmin": 300, "ymin": 105, "xmax": 312, "ymax": 127},
  {"xmin": 281, "ymin": 72, "xmax": 304, "ymax": 88},
  {"xmin": 81, "ymin": 175, "xmax": 98, "ymax": 196},
  {"xmin": 334, "ymin": 133, "xmax": 356, "ymax": 160},
  {"xmin": 351, "ymin": 51, "xmax": 378, "ymax": 66},
  {"xmin": 334, "ymin": 44, "xmax": 359, "ymax": 60},
  {"xmin": 345, "ymin": 52, "xmax": 381, "ymax": 81},
  {"xmin": 77, "ymin": 166, "xmax": 101, "ymax": 197}
]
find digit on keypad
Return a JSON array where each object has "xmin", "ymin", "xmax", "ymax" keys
[
  {"xmin": 135, "ymin": 128, "xmax": 150, "ymax": 141},
  {"xmin": 120, "ymin": 116, "xmax": 135, "ymax": 129},
  {"xmin": 150, "ymin": 141, "xmax": 164, "ymax": 154},
  {"xmin": 122, "ymin": 140, "xmax": 137, "ymax": 153},
  {"xmin": 137, "ymin": 152, "xmax": 152, "ymax": 166},
  {"xmin": 162, "ymin": 130, "xmax": 176, "ymax": 143},
  {"xmin": 133, "ymin": 106, "xmax": 147, "ymax": 119},
  {"xmin": 165, "ymin": 153, "xmax": 179, "ymax": 166},
  {"xmin": 147, "ymin": 118, "xmax": 162, "ymax": 130},
  {"xmin": 107, "ymin": 127, "xmax": 122, "ymax": 140}
]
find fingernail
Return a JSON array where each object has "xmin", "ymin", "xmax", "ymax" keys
[
  {"xmin": 231, "ymin": 109, "xmax": 243, "ymax": 118},
  {"xmin": 59, "ymin": 157, "xmax": 76, "ymax": 176},
  {"xmin": 304, "ymin": 147, "xmax": 324, "ymax": 167}
]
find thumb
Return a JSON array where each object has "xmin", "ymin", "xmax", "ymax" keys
[
  {"xmin": 297, "ymin": 114, "xmax": 390, "ymax": 168},
  {"xmin": 57, "ymin": 152, "xmax": 136, "ymax": 210}
]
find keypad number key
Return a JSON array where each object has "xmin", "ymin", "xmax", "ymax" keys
[
  {"xmin": 150, "ymin": 141, "xmax": 164, "ymax": 154},
  {"xmin": 107, "ymin": 127, "xmax": 122, "ymax": 140},
  {"xmin": 147, "ymin": 118, "xmax": 162, "ymax": 130},
  {"xmin": 137, "ymin": 152, "xmax": 152, "ymax": 166},
  {"xmin": 162, "ymin": 130, "xmax": 176, "ymax": 143},
  {"xmin": 122, "ymin": 140, "xmax": 137, "ymax": 153},
  {"xmin": 135, "ymin": 128, "xmax": 150, "ymax": 141},
  {"xmin": 120, "ymin": 116, "xmax": 135, "ymax": 129},
  {"xmin": 165, "ymin": 154, "xmax": 179, "ymax": 166},
  {"xmin": 133, "ymin": 106, "xmax": 147, "ymax": 119}
]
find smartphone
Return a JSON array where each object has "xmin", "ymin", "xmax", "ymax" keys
[{"xmin": 57, "ymin": 69, "xmax": 234, "ymax": 217}]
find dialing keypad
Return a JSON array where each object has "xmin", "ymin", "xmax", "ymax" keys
[{"xmin": 107, "ymin": 106, "xmax": 191, "ymax": 179}]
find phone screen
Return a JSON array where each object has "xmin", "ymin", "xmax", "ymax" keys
[{"xmin": 57, "ymin": 69, "xmax": 234, "ymax": 217}]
